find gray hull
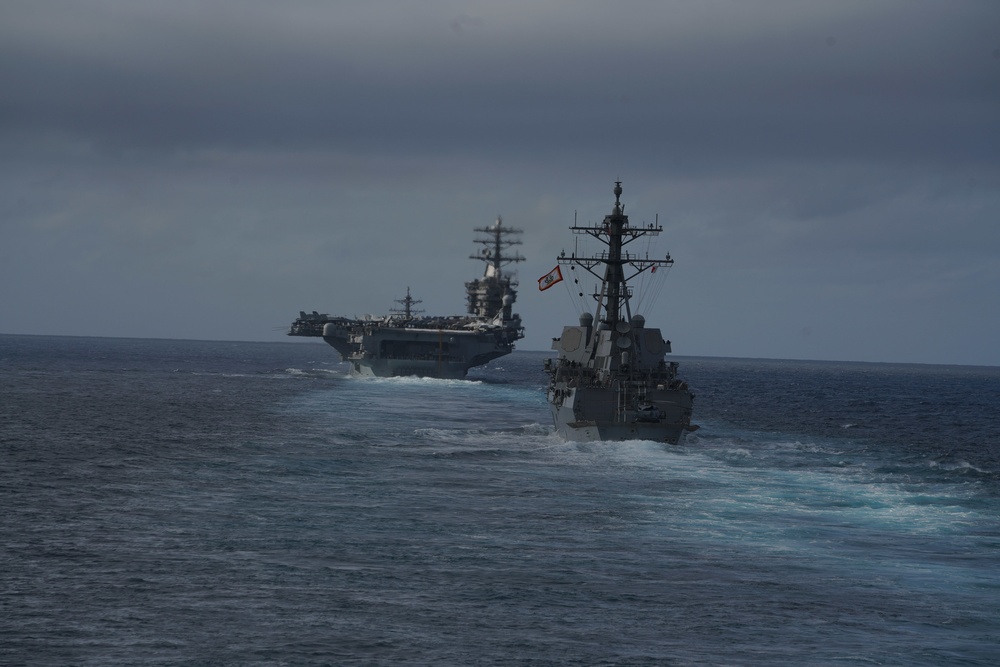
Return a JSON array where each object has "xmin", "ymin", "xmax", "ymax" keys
[
  {"xmin": 323, "ymin": 326, "xmax": 513, "ymax": 379},
  {"xmin": 548, "ymin": 385, "xmax": 694, "ymax": 445},
  {"xmin": 348, "ymin": 358, "xmax": 476, "ymax": 380}
]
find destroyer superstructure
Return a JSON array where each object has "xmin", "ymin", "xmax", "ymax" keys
[
  {"xmin": 289, "ymin": 218, "xmax": 525, "ymax": 379},
  {"xmin": 544, "ymin": 182, "xmax": 696, "ymax": 443}
]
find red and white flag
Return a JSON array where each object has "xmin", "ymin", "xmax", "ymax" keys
[{"xmin": 538, "ymin": 266, "xmax": 564, "ymax": 291}]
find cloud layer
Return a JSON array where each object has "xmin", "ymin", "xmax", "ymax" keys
[{"xmin": 2, "ymin": 0, "xmax": 998, "ymax": 364}]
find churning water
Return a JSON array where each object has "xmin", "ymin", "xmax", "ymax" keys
[{"xmin": 2, "ymin": 335, "xmax": 998, "ymax": 665}]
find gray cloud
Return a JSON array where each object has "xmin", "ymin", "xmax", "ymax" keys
[{"xmin": 1, "ymin": 0, "xmax": 998, "ymax": 364}]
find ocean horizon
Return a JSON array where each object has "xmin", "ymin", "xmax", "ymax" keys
[{"xmin": 4, "ymin": 331, "xmax": 997, "ymax": 370}]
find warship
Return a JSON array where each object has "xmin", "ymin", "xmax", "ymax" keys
[
  {"xmin": 289, "ymin": 218, "xmax": 525, "ymax": 379},
  {"xmin": 543, "ymin": 182, "xmax": 697, "ymax": 444}
]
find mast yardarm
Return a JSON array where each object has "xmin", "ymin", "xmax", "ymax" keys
[
  {"xmin": 470, "ymin": 216, "xmax": 525, "ymax": 276},
  {"xmin": 466, "ymin": 216, "xmax": 526, "ymax": 320},
  {"xmin": 557, "ymin": 181, "xmax": 674, "ymax": 326},
  {"xmin": 389, "ymin": 286, "xmax": 424, "ymax": 320}
]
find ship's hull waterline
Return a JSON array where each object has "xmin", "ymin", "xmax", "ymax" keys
[
  {"xmin": 323, "ymin": 326, "xmax": 515, "ymax": 379},
  {"xmin": 548, "ymin": 386, "xmax": 695, "ymax": 444}
]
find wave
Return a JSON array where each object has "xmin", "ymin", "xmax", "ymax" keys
[{"xmin": 350, "ymin": 375, "xmax": 484, "ymax": 388}]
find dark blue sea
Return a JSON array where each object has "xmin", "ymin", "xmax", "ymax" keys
[{"xmin": 2, "ymin": 334, "xmax": 999, "ymax": 666}]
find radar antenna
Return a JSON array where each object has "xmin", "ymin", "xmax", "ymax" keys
[
  {"xmin": 389, "ymin": 287, "xmax": 424, "ymax": 320},
  {"xmin": 557, "ymin": 182, "xmax": 674, "ymax": 325},
  {"xmin": 465, "ymin": 216, "xmax": 526, "ymax": 320}
]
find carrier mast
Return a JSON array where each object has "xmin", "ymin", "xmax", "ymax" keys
[{"xmin": 465, "ymin": 217, "xmax": 526, "ymax": 320}]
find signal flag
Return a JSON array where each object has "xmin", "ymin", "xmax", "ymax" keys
[{"xmin": 538, "ymin": 266, "xmax": 564, "ymax": 291}]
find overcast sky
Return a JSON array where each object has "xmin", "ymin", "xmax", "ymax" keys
[{"xmin": 2, "ymin": 0, "xmax": 998, "ymax": 366}]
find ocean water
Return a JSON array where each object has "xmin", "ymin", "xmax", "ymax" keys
[{"xmin": 2, "ymin": 334, "xmax": 998, "ymax": 666}]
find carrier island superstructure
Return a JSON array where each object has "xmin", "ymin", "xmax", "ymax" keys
[
  {"xmin": 289, "ymin": 218, "xmax": 525, "ymax": 379},
  {"xmin": 544, "ymin": 182, "xmax": 697, "ymax": 444}
]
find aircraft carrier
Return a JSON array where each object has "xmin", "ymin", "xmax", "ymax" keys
[{"xmin": 289, "ymin": 218, "xmax": 525, "ymax": 379}]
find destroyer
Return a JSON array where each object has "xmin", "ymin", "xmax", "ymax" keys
[
  {"xmin": 289, "ymin": 218, "xmax": 525, "ymax": 379},
  {"xmin": 543, "ymin": 182, "xmax": 696, "ymax": 443}
]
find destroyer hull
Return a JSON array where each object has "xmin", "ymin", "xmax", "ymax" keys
[
  {"xmin": 548, "ymin": 385, "xmax": 694, "ymax": 445},
  {"xmin": 543, "ymin": 181, "xmax": 696, "ymax": 443},
  {"xmin": 550, "ymin": 413, "xmax": 690, "ymax": 445}
]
